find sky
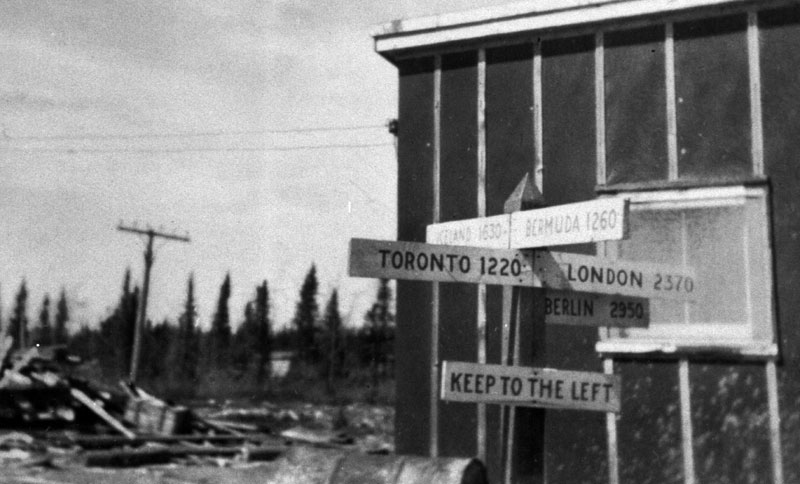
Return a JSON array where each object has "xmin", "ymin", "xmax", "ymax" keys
[{"xmin": 0, "ymin": 0, "xmax": 512, "ymax": 332}]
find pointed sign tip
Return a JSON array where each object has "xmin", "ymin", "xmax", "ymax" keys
[{"xmin": 504, "ymin": 173, "xmax": 544, "ymax": 213}]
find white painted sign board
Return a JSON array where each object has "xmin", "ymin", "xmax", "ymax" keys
[
  {"xmin": 535, "ymin": 251, "xmax": 696, "ymax": 302},
  {"xmin": 426, "ymin": 197, "xmax": 628, "ymax": 249},
  {"xmin": 510, "ymin": 197, "xmax": 629, "ymax": 248},
  {"xmin": 441, "ymin": 361, "xmax": 621, "ymax": 413},
  {"xmin": 426, "ymin": 213, "xmax": 511, "ymax": 249},
  {"xmin": 348, "ymin": 238, "xmax": 536, "ymax": 286},
  {"xmin": 540, "ymin": 289, "xmax": 649, "ymax": 328},
  {"xmin": 350, "ymin": 238, "xmax": 696, "ymax": 302}
]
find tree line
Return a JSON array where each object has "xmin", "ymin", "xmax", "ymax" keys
[{"xmin": 2, "ymin": 264, "xmax": 395, "ymax": 400}]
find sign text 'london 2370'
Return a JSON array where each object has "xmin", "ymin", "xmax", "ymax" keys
[{"xmin": 441, "ymin": 361, "xmax": 621, "ymax": 413}]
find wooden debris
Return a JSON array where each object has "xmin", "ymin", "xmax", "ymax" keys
[
  {"xmin": 70, "ymin": 388, "xmax": 135, "ymax": 439},
  {"xmin": 81, "ymin": 444, "xmax": 287, "ymax": 467},
  {"xmin": 66, "ymin": 433, "xmax": 279, "ymax": 450}
]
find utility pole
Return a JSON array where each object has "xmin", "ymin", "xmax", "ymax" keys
[{"xmin": 117, "ymin": 223, "xmax": 190, "ymax": 384}]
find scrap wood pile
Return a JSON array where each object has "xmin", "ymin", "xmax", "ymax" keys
[{"xmin": 0, "ymin": 339, "xmax": 390, "ymax": 471}]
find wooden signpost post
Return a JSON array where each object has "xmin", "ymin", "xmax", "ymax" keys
[{"xmin": 348, "ymin": 174, "xmax": 697, "ymax": 484}]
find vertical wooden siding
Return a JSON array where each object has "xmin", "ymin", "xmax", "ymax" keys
[
  {"xmin": 760, "ymin": 5, "xmax": 800, "ymax": 482},
  {"xmin": 438, "ymin": 51, "xmax": 479, "ymax": 458},
  {"xmin": 690, "ymin": 363, "xmax": 771, "ymax": 482},
  {"xmin": 604, "ymin": 26, "xmax": 668, "ymax": 184},
  {"xmin": 391, "ymin": 5, "xmax": 797, "ymax": 481},
  {"xmin": 674, "ymin": 14, "xmax": 751, "ymax": 180},
  {"xmin": 395, "ymin": 57, "xmax": 435, "ymax": 456},
  {"xmin": 540, "ymin": 34, "xmax": 609, "ymax": 484},
  {"xmin": 484, "ymin": 42, "xmax": 535, "ymax": 484}
]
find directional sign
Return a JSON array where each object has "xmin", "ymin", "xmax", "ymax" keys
[
  {"xmin": 510, "ymin": 197, "xmax": 629, "ymax": 248},
  {"xmin": 348, "ymin": 238, "xmax": 536, "ymax": 286},
  {"xmin": 426, "ymin": 214, "xmax": 511, "ymax": 249},
  {"xmin": 535, "ymin": 251, "xmax": 696, "ymax": 302},
  {"xmin": 540, "ymin": 289, "xmax": 649, "ymax": 328},
  {"xmin": 350, "ymin": 238, "xmax": 697, "ymax": 301},
  {"xmin": 441, "ymin": 361, "xmax": 620, "ymax": 413},
  {"xmin": 426, "ymin": 197, "xmax": 628, "ymax": 250}
]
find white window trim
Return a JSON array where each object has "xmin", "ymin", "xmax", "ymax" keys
[{"xmin": 597, "ymin": 185, "xmax": 777, "ymax": 358}]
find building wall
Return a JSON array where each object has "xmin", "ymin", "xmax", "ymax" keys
[{"xmin": 392, "ymin": 3, "xmax": 800, "ymax": 482}]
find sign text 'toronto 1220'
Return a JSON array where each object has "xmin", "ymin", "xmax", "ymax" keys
[
  {"xmin": 348, "ymin": 238, "xmax": 536, "ymax": 286},
  {"xmin": 425, "ymin": 197, "xmax": 629, "ymax": 249},
  {"xmin": 349, "ymin": 238, "xmax": 696, "ymax": 302},
  {"xmin": 441, "ymin": 361, "xmax": 621, "ymax": 413}
]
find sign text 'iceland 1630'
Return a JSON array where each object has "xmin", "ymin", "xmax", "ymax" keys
[
  {"xmin": 348, "ymin": 238, "xmax": 536, "ymax": 286},
  {"xmin": 441, "ymin": 361, "xmax": 621, "ymax": 413}
]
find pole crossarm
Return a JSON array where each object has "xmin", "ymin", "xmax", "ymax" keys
[{"xmin": 117, "ymin": 224, "xmax": 191, "ymax": 243}]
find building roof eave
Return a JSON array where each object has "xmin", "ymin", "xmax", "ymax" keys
[{"xmin": 372, "ymin": 0, "xmax": 763, "ymax": 62}]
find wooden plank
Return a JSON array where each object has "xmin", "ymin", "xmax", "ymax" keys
[
  {"xmin": 540, "ymin": 289, "xmax": 649, "ymax": 327},
  {"xmin": 510, "ymin": 197, "xmax": 629, "ymax": 248},
  {"xmin": 534, "ymin": 250, "xmax": 697, "ymax": 301},
  {"xmin": 71, "ymin": 389, "xmax": 135, "ymax": 439},
  {"xmin": 426, "ymin": 213, "xmax": 511, "ymax": 248},
  {"xmin": 349, "ymin": 238, "xmax": 535, "ymax": 286},
  {"xmin": 82, "ymin": 444, "xmax": 286, "ymax": 467},
  {"xmin": 442, "ymin": 361, "xmax": 620, "ymax": 413}
]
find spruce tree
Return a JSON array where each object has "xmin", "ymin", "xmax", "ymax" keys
[
  {"xmin": 169, "ymin": 274, "xmax": 199, "ymax": 386},
  {"xmin": 291, "ymin": 264, "xmax": 319, "ymax": 365},
  {"xmin": 54, "ymin": 289, "xmax": 69, "ymax": 345},
  {"xmin": 37, "ymin": 294, "xmax": 51, "ymax": 346},
  {"xmin": 321, "ymin": 289, "xmax": 343, "ymax": 393},
  {"xmin": 8, "ymin": 280, "xmax": 28, "ymax": 350},
  {"xmin": 254, "ymin": 280, "xmax": 272, "ymax": 385},
  {"xmin": 99, "ymin": 269, "xmax": 138, "ymax": 376},
  {"xmin": 365, "ymin": 279, "xmax": 394, "ymax": 383},
  {"xmin": 209, "ymin": 273, "xmax": 232, "ymax": 369}
]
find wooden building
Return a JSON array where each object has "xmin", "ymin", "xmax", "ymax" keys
[{"xmin": 371, "ymin": 0, "xmax": 800, "ymax": 482}]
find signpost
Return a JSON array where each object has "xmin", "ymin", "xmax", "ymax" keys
[
  {"xmin": 425, "ymin": 197, "xmax": 629, "ymax": 249},
  {"xmin": 347, "ymin": 173, "xmax": 698, "ymax": 484},
  {"xmin": 441, "ymin": 361, "xmax": 621, "ymax": 413}
]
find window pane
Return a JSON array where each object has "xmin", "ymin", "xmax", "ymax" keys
[
  {"xmin": 605, "ymin": 26, "xmax": 668, "ymax": 184},
  {"xmin": 674, "ymin": 14, "xmax": 751, "ymax": 180},
  {"xmin": 617, "ymin": 203, "xmax": 748, "ymax": 327}
]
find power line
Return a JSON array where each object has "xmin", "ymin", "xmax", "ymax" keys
[
  {"xmin": 3, "ymin": 123, "xmax": 387, "ymax": 142},
  {"xmin": 3, "ymin": 142, "xmax": 393, "ymax": 154}
]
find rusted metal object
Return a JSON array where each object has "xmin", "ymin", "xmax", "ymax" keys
[{"xmin": 270, "ymin": 447, "xmax": 487, "ymax": 484}]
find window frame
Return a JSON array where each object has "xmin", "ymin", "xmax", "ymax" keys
[{"xmin": 595, "ymin": 185, "xmax": 777, "ymax": 358}]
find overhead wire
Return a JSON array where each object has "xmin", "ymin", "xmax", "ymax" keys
[
  {"xmin": 2, "ymin": 123, "xmax": 388, "ymax": 141},
  {"xmin": 2, "ymin": 142, "xmax": 393, "ymax": 154}
]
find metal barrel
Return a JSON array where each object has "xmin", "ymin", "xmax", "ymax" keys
[{"xmin": 270, "ymin": 446, "xmax": 488, "ymax": 484}]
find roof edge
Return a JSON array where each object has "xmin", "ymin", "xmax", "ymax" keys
[{"xmin": 372, "ymin": 0, "xmax": 761, "ymax": 56}]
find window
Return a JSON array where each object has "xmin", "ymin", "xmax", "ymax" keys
[{"xmin": 596, "ymin": 186, "xmax": 776, "ymax": 355}]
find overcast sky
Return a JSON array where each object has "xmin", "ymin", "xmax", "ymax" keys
[{"xmin": 0, "ymin": 0, "xmax": 509, "ymax": 332}]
